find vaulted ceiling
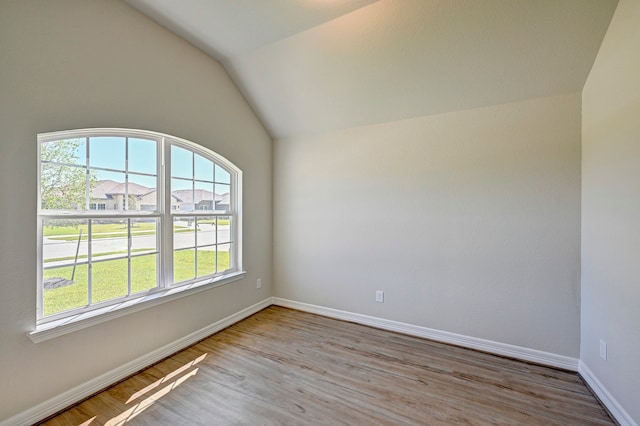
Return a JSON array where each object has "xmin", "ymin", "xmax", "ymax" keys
[{"xmin": 125, "ymin": 0, "xmax": 618, "ymax": 140}]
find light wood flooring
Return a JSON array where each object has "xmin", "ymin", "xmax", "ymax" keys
[{"xmin": 40, "ymin": 306, "xmax": 614, "ymax": 425}]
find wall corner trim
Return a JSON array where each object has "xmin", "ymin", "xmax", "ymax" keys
[
  {"xmin": 0, "ymin": 298, "xmax": 273, "ymax": 426},
  {"xmin": 579, "ymin": 361, "xmax": 638, "ymax": 426},
  {"xmin": 272, "ymin": 298, "xmax": 579, "ymax": 371}
]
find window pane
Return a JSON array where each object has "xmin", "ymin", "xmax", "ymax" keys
[
  {"xmin": 93, "ymin": 171, "xmax": 125, "ymax": 211},
  {"xmin": 171, "ymin": 145, "xmax": 192, "ymax": 178},
  {"xmin": 174, "ymin": 217, "xmax": 195, "ymax": 249},
  {"xmin": 196, "ymin": 217, "xmax": 216, "ymax": 247},
  {"xmin": 215, "ymin": 184, "xmax": 230, "ymax": 211},
  {"xmin": 129, "ymin": 174, "xmax": 158, "ymax": 211},
  {"xmin": 91, "ymin": 219, "xmax": 128, "ymax": 259},
  {"xmin": 128, "ymin": 138, "xmax": 157, "ymax": 175},
  {"xmin": 131, "ymin": 217, "xmax": 158, "ymax": 292},
  {"xmin": 92, "ymin": 258, "xmax": 128, "ymax": 304},
  {"xmin": 41, "ymin": 138, "xmax": 85, "ymax": 166},
  {"xmin": 217, "ymin": 243, "xmax": 232, "ymax": 272},
  {"xmin": 174, "ymin": 215, "xmax": 196, "ymax": 283},
  {"xmin": 215, "ymin": 164, "xmax": 230, "ymax": 184},
  {"xmin": 42, "ymin": 219, "xmax": 90, "ymax": 315},
  {"xmin": 43, "ymin": 264, "xmax": 88, "ymax": 316},
  {"xmin": 194, "ymin": 153, "xmax": 214, "ymax": 182},
  {"xmin": 172, "ymin": 178, "xmax": 193, "ymax": 212},
  {"xmin": 43, "ymin": 219, "xmax": 89, "ymax": 263},
  {"xmin": 131, "ymin": 254, "xmax": 157, "ymax": 294},
  {"xmin": 40, "ymin": 163, "xmax": 87, "ymax": 211},
  {"xmin": 197, "ymin": 249, "xmax": 216, "ymax": 278},
  {"xmin": 131, "ymin": 218, "xmax": 157, "ymax": 254},
  {"xmin": 194, "ymin": 181, "xmax": 215, "ymax": 211},
  {"xmin": 217, "ymin": 216, "xmax": 231, "ymax": 244},
  {"xmin": 174, "ymin": 249, "xmax": 195, "ymax": 283},
  {"xmin": 90, "ymin": 136, "xmax": 125, "ymax": 171}
]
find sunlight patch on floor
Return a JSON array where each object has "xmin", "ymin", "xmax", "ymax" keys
[
  {"xmin": 126, "ymin": 353, "xmax": 206, "ymax": 404},
  {"xmin": 106, "ymin": 368, "xmax": 200, "ymax": 425}
]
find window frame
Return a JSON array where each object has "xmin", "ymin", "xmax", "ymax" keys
[{"xmin": 35, "ymin": 128, "xmax": 244, "ymax": 334}]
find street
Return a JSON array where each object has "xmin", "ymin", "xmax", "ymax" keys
[{"xmin": 43, "ymin": 225, "xmax": 231, "ymax": 268}]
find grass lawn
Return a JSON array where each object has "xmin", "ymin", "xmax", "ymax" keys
[
  {"xmin": 43, "ymin": 250, "xmax": 230, "ymax": 316},
  {"xmin": 49, "ymin": 231, "xmax": 161, "ymax": 241},
  {"xmin": 44, "ymin": 222, "xmax": 193, "ymax": 241},
  {"xmin": 44, "ymin": 248, "xmax": 151, "ymax": 263},
  {"xmin": 199, "ymin": 219, "xmax": 230, "ymax": 226},
  {"xmin": 44, "ymin": 222, "xmax": 157, "ymax": 236}
]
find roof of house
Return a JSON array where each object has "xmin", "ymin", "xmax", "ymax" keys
[
  {"xmin": 92, "ymin": 180, "xmax": 155, "ymax": 200},
  {"xmin": 92, "ymin": 181, "xmax": 228, "ymax": 204},
  {"xmin": 219, "ymin": 193, "xmax": 230, "ymax": 205},
  {"xmin": 171, "ymin": 189, "xmax": 223, "ymax": 204},
  {"xmin": 93, "ymin": 180, "xmax": 181, "ymax": 200}
]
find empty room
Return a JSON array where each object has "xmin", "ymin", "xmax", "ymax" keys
[{"xmin": 0, "ymin": 0, "xmax": 638, "ymax": 424}]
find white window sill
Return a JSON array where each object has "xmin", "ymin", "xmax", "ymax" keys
[{"xmin": 28, "ymin": 271, "xmax": 246, "ymax": 343}]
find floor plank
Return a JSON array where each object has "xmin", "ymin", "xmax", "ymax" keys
[{"xmin": 39, "ymin": 306, "xmax": 615, "ymax": 425}]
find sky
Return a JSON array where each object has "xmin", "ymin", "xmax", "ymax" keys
[{"xmin": 45, "ymin": 136, "xmax": 231, "ymax": 193}]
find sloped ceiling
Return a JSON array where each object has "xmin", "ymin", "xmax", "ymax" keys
[{"xmin": 125, "ymin": 0, "xmax": 618, "ymax": 140}]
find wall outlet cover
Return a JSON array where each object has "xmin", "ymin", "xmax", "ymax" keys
[{"xmin": 599, "ymin": 340, "xmax": 607, "ymax": 361}]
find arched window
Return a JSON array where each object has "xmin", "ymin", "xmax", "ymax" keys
[{"xmin": 37, "ymin": 129, "xmax": 242, "ymax": 326}]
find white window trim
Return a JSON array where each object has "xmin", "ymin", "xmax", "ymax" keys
[
  {"xmin": 32, "ymin": 128, "xmax": 244, "ymax": 342},
  {"xmin": 29, "ymin": 271, "xmax": 245, "ymax": 343}
]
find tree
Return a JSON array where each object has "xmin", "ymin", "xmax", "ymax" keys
[{"xmin": 40, "ymin": 139, "xmax": 96, "ymax": 210}]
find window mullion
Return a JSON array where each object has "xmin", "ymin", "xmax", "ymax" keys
[
  {"xmin": 127, "ymin": 218, "xmax": 132, "ymax": 297},
  {"xmin": 125, "ymin": 138, "xmax": 132, "ymax": 297},
  {"xmin": 85, "ymin": 137, "xmax": 90, "ymax": 210},
  {"xmin": 194, "ymin": 217, "xmax": 199, "ymax": 278},
  {"xmin": 87, "ymin": 220, "xmax": 93, "ymax": 307},
  {"xmin": 212, "ymin": 216, "xmax": 217, "ymax": 274},
  {"xmin": 162, "ymin": 139, "xmax": 174, "ymax": 287}
]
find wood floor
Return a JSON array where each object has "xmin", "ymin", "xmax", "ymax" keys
[{"xmin": 40, "ymin": 306, "xmax": 614, "ymax": 425}]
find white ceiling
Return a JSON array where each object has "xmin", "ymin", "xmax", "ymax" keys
[
  {"xmin": 125, "ymin": 0, "xmax": 618, "ymax": 140},
  {"xmin": 125, "ymin": 0, "xmax": 379, "ymax": 60}
]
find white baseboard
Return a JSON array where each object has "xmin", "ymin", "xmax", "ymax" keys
[
  {"xmin": 272, "ymin": 297, "xmax": 579, "ymax": 371},
  {"xmin": 6, "ymin": 297, "xmax": 634, "ymax": 426},
  {"xmin": 273, "ymin": 298, "xmax": 639, "ymax": 425},
  {"xmin": 579, "ymin": 361, "xmax": 637, "ymax": 426},
  {"xmin": 1, "ymin": 298, "xmax": 272, "ymax": 426}
]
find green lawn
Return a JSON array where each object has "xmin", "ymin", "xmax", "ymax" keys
[
  {"xmin": 44, "ymin": 248, "xmax": 151, "ymax": 263},
  {"xmin": 44, "ymin": 222, "xmax": 193, "ymax": 241},
  {"xmin": 43, "ymin": 250, "xmax": 230, "ymax": 316},
  {"xmin": 199, "ymin": 219, "xmax": 230, "ymax": 226},
  {"xmin": 44, "ymin": 222, "xmax": 157, "ymax": 236},
  {"xmin": 49, "ymin": 231, "xmax": 160, "ymax": 241}
]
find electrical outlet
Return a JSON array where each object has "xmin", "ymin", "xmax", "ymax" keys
[
  {"xmin": 257, "ymin": 278, "xmax": 262, "ymax": 289},
  {"xmin": 375, "ymin": 290, "xmax": 384, "ymax": 303},
  {"xmin": 600, "ymin": 340, "xmax": 607, "ymax": 361}
]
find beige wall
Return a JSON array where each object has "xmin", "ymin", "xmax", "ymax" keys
[
  {"xmin": 274, "ymin": 93, "xmax": 582, "ymax": 356},
  {"xmin": 581, "ymin": 0, "xmax": 640, "ymax": 422},
  {"xmin": 0, "ymin": 0, "xmax": 271, "ymax": 421}
]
